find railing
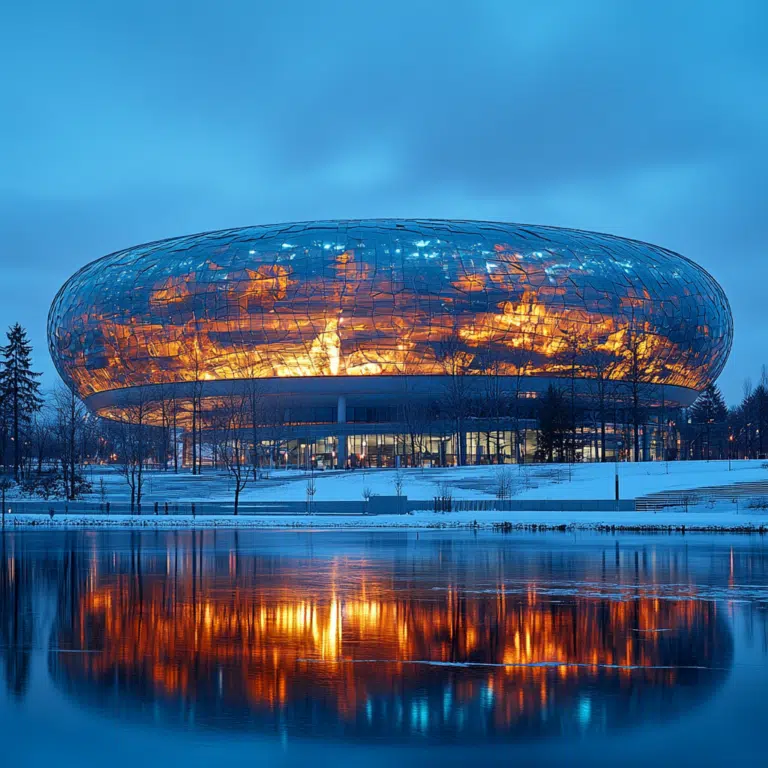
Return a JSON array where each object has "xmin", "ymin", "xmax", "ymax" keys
[
  {"xmin": 410, "ymin": 499, "xmax": 637, "ymax": 512},
  {"xmin": 634, "ymin": 495, "xmax": 699, "ymax": 512},
  {"xmin": 3, "ymin": 497, "xmax": 656, "ymax": 517},
  {"xmin": 1, "ymin": 499, "xmax": 383, "ymax": 517},
  {"xmin": 635, "ymin": 493, "xmax": 768, "ymax": 512}
]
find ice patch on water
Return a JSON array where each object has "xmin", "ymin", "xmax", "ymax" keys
[
  {"xmin": 296, "ymin": 658, "xmax": 722, "ymax": 671},
  {"xmin": 430, "ymin": 581, "xmax": 768, "ymax": 604}
]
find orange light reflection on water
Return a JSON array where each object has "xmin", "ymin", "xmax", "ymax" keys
[{"xmin": 60, "ymin": 566, "xmax": 712, "ymax": 731}]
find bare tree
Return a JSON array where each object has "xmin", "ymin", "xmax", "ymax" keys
[
  {"xmin": 238, "ymin": 369, "xmax": 266, "ymax": 480},
  {"xmin": 393, "ymin": 469, "xmax": 405, "ymax": 497},
  {"xmin": 155, "ymin": 382, "xmax": 171, "ymax": 471},
  {"xmin": 117, "ymin": 391, "xmax": 150, "ymax": 511},
  {"xmin": 478, "ymin": 344, "xmax": 506, "ymax": 464},
  {"xmin": 398, "ymin": 378, "xmax": 431, "ymax": 467},
  {"xmin": 207, "ymin": 402, "xmax": 225, "ymax": 470},
  {"xmin": 582, "ymin": 344, "xmax": 621, "ymax": 462},
  {"xmin": 195, "ymin": 380, "xmax": 208, "ymax": 474},
  {"xmin": 508, "ymin": 339, "xmax": 536, "ymax": 463},
  {"xmin": 187, "ymin": 338, "xmax": 206, "ymax": 475},
  {"xmin": 28, "ymin": 407, "xmax": 52, "ymax": 477},
  {"xmin": 169, "ymin": 387, "xmax": 179, "ymax": 472},
  {"xmin": 495, "ymin": 466, "xmax": 515, "ymax": 500},
  {"xmin": 53, "ymin": 383, "xmax": 88, "ymax": 500},
  {"xmin": 219, "ymin": 387, "xmax": 250, "ymax": 515},
  {"xmin": 555, "ymin": 331, "xmax": 587, "ymax": 463},
  {"xmin": 436, "ymin": 325, "xmax": 473, "ymax": 466},
  {"xmin": 622, "ymin": 316, "xmax": 654, "ymax": 462},
  {"xmin": 262, "ymin": 399, "xmax": 288, "ymax": 471}
]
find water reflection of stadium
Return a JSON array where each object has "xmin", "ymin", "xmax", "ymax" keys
[{"xmin": 46, "ymin": 533, "xmax": 733, "ymax": 743}]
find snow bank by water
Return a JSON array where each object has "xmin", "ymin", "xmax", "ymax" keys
[
  {"xmin": 6, "ymin": 506, "xmax": 768, "ymax": 532},
  {"xmin": 6, "ymin": 460, "xmax": 768, "ymax": 532}
]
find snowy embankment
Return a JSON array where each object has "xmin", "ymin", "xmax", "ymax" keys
[
  {"xmin": 6, "ymin": 507, "xmax": 768, "ymax": 532},
  {"xmin": 75, "ymin": 458, "xmax": 768, "ymax": 504},
  {"xmin": 6, "ymin": 459, "xmax": 768, "ymax": 531}
]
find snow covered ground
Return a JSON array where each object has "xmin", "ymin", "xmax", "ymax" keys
[
  {"xmin": 76, "ymin": 458, "xmax": 768, "ymax": 504},
  {"xmin": 4, "ymin": 459, "xmax": 768, "ymax": 531}
]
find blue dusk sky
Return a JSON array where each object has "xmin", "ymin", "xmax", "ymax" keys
[{"xmin": 0, "ymin": 0, "xmax": 766, "ymax": 403}]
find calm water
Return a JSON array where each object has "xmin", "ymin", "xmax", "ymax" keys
[{"xmin": 1, "ymin": 529, "xmax": 767, "ymax": 766}]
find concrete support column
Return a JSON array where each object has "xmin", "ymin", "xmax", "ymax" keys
[
  {"xmin": 337, "ymin": 395, "xmax": 347, "ymax": 469},
  {"xmin": 459, "ymin": 429, "xmax": 468, "ymax": 466}
]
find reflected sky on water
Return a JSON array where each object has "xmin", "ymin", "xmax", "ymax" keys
[{"xmin": 1, "ymin": 529, "xmax": 767, "ymax": 766}]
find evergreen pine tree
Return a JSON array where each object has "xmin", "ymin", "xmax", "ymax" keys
[
  {"xmin": 536, "ymin": 385, "xmax": 570, "ymax": 463},
  {"xmin": 689, "ymin": 383, "xmax": 728, "ymax": 460},
  {"xmin": 0, "ymin": 388, "xmax": 9, "ymax": 471},
  {"xmin": 751, "ymin": 382, "xmax": 768, "ymax": 458},
  {"xmin": 0, "ymin": 324, "xmax": 43, "ymax": 479},
  {"xmin": 690, "ymin": 383, "xmax": 727, "ymax": 424}
]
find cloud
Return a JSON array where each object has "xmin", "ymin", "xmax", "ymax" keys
[{"xmin": 0, "ymin": 0, "xmax": 766, "ymax": 402}]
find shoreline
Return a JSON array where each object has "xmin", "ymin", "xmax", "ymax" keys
[{"xmin": 4, "ymin": 510, "xmax": 768, "ymax": 534}]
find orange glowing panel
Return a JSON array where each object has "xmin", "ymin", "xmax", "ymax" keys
[{"xmin": 48, "ymin": 220, "xmax": 732, "ymax": 401}]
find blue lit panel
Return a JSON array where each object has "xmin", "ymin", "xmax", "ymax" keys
[{"xmin": 47, "ymin": 219, "xmax": 733, "ymax": 404}]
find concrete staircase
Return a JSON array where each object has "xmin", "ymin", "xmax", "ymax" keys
[{"xmin": 636, "ymin": 481, "xmax": 768, "ymax": 511}]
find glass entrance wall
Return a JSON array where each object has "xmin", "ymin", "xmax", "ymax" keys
[
  {"xmin": 466, "ymin": 430, "xmax": 514, "ymax": 464},
  {"xmin": 180, "ymin": 421, "xmax": 668, "ymax": 470}
]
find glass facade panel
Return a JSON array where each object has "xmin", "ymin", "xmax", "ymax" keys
[{"xmin": 48, "ymin": 219, "xmax": 733, "ymax": 422}]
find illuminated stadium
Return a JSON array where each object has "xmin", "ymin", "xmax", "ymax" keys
[{"xmin": 47, "ymin": 219, "xmax": 733, "ymax": 467}]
